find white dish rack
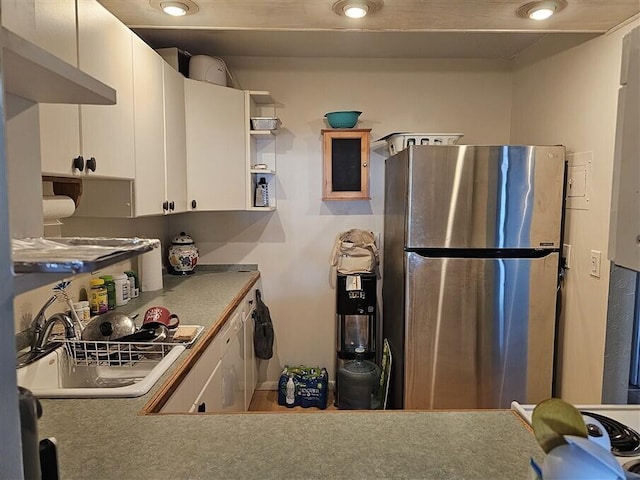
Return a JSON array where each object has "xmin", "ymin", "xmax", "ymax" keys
[
  {"xmin": 61, "ymin": 325, "xmax": 204, "ymax": 367},
  {"xmin": 378, "ymin": 132, "xmax": 464, "ymax": 156}
]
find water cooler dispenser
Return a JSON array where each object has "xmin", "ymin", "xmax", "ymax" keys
[
  {"xmin": 335, "ymin": 273, "xmax": 379, "ymax": 409},
  {"xmin": 336, "ymin": 273, "xmax": 376, "ymax": 361}
]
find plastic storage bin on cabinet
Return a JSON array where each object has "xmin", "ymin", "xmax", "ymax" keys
[{"xmin": 381, "ymin": 133, "xmax": 464, "ymax": 156}]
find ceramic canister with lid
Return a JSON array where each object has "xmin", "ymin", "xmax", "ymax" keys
[{"xmin": 168, "ymin": 232, "xmax": 199, "ymax": 275}]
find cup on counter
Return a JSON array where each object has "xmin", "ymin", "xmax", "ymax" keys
[{"xmin": 142, "ymin": 306, "xmax": 180, "ymax": 329}]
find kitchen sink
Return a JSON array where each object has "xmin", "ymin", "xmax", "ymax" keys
[{"xmin": 16, "ymin": 343, "xmax": 185, "ymax": 398}]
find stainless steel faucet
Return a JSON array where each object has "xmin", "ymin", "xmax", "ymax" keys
[
  {"xmin": 32, "ymin": 312, "xmax": 76, "ymax": 353},
  {"xmin": 29, "ymin": 295, "xmax": 78, "ymax": 353},
  {"xmin": 29, "ymin": 295, "xmax": 57, "ymax": 349}
]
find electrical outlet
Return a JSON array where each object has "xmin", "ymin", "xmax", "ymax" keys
[
  {"xmin": 563, "ymin": 244, "xmax": 571, "ymax": 269},
  {"xmin": 590, "ymin": 250, "xmax": 601, "ymax": 278}
]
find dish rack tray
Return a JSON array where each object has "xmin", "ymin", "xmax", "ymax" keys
[{"xmin": 62, "ymin": 339, "xmax": 178, "ymax": 367}]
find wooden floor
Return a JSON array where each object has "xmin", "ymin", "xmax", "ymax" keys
[{"xmin": 248, "ymin": 389, "xmax": 338, "ymax": 412}]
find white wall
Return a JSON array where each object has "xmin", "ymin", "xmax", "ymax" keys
[
  {"xmin": 510, "ymin": 18, "xmax": 640, "ymax": 403},
  {"xmin": 169, "ymin": 57, "xmax": 514, "ymax": 385}
]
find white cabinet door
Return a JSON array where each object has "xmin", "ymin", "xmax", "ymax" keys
[
  {"xmin": 185, "ymin": 79, "xmax": 246, "ymax": 211},
  {"xmin": 161, "ymin": 366, "xmax": 197, "ymax": 413},
  {"xmin": 163, "ymin": 62, "xmax": 188, "ymax": 214},
  {"xmin": 132, "ymin": 34, "xmax": 166, "ymax": 216},
  {"xmin": 163, "ymin": 318, "xmax": 226, "ymax": 413},
  {"xmin": 4, "ymin": 0, "xmax": 82, "ymax": 177},
  {"xmin": 39, "ymin": 103, "xmax": 82, "ymax": 176},
  {"xmin": 223, "ymin": 312, "xmax": 245, "ymax": 412},
  {"xmin": 194, "ymin": 359, "xmax": 224, "ymax": 413},
  {"xmin": 1, "ymin": 0, "xmax": 77, "ymax": 66},
  {"xmin": 198, "ymin": 310, "xmax": 245, "ymax": 413},
  {"xmin": 77, "ymin": 0, "xmax": 135, "ymax": 179}
]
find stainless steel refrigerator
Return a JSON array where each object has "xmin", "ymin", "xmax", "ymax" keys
[{"xmin": 382, "ymin": 145, "xmax": 566, "ymax": 409}]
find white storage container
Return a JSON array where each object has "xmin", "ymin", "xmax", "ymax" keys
[
  {"xmin": 188, "ymin": 55, "xmax": 227, "ymax": 86},
  {"xmin": 380, "ymin": 133, "xmax": 464, "ymax": 156}
]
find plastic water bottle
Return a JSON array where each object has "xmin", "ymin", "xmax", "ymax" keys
[{"xmin": 286, "ymin": 376, "xmax": 295, "ymax": 405}]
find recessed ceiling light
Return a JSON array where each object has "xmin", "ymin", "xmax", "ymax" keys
[
  {"xmin": 150, "ymin": 0, "xmax": 199, "ymax": 17},
  {"xmin": 344, "ymin": 3, "xmax": 368, "ymax": 18},
  {"xmin": 516, "ymin": 0, "xmax": 567, "ymax": 20},
  {"xmin": 162, "ymin": 2, "xmax": 188, "ymax": 16},
  {"xmin": 332, "ymin": 0, "xmax": 383, "ymax": 19}
]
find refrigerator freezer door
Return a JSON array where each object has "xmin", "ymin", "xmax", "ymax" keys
[
  {"xmin": 402, "ymin": 145, "xmax": 565, "ymax": 250},
  {"xmin": 402, "ymin": 251, "xmax": 559, "ymax": 409}
]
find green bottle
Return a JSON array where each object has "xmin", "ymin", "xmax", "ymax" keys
[{"xmin": 99, "ymin": 275, "xmax": 116, "ymax": 310}]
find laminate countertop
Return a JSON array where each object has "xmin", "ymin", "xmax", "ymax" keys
[{"xmin": 34, "ymin": 270, "xmax": 544, "ymax": 480}]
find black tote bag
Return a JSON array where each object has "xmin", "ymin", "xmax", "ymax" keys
[{"xmin": 253, "ymin": 289, "xmax": 274, "ymax": 360}]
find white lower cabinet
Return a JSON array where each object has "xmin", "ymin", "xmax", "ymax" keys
[
  {"xmin": 161, "ymin": 364, "xmax": 197, "ymax": 413},
  {"xmin": 197, "ymin": 310, "xmax": 244, "ymax": 413},
  {"xmin": 194, "ymin": 359, "xmax": 224, "ymax": 413},
  {"xmin": 161, "ymin": 284, "xmax": 259, "ymax": 413}
]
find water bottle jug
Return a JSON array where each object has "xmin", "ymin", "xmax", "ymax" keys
[{"xmin": 337, "ymin": 347, "xmax": 381, "ymax": 409}]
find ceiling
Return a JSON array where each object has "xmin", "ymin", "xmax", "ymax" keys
[{"xmin": 98, "ymin": 1, "xmax": 640, "ymax": 59}]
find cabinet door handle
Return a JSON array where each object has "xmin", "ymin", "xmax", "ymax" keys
[
  {"xmin": 86, "ymin": 157, "xmax": 97, "ymax": 172},
  {"xmin": 191, "ymin": 199, "xmax": 197, "ymax": 209},
  {"xmin": 363, "ymin": 162, "xmax": 368, "ymax": 167},
  {"xmin": 73, "ymin": 156, "xmax": 84, "ymax": 172},
  {"xmin": 163, "ymin": 201, "xmax": 169, "ymax": 211},
  {"xmin": 169, "ymin": 201, "xmax": 175, "ymax": 211},
  {"xmin": 197, "ymin": 402, "xmax": 205, "ymax": 412}
]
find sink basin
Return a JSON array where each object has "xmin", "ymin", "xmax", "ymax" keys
[{"xmin": 16, "ymin": 344, "xmax": 185, "ymax": 398}]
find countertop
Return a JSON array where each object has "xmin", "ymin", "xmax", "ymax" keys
[{"xmin": 35, "ymin": 270, "xmax": 544, "ymax": 480}]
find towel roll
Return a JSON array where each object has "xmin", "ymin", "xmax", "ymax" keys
[{"xmin": 42, "ymin": 195, "xmax": 75, "ymax": 224}]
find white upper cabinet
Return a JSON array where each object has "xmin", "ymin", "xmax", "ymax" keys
[
  {"xmin": 163, "ymin": 62, "xmax": 188, "ymax": 214},
  {"xmin": 38, "ymin": 0, "xmax": 134, "ymax": 179},
  {"xmin": 76, "ymin": 0, "xmax": 135, "ymax": 179},
  {"xmin": 132, "ymin": 34, "xmax": 165, "ymax": 216},
  {"xmin": 185, "ymin": 79, "xmax": 246, "ymax": 211},
  {"xmin": 131, "ymin": 38, "xmax": 187, "ymax": 217},
  {"xmin": 1, "ymin": 0, "xmax": 77, "ymax": 66}
]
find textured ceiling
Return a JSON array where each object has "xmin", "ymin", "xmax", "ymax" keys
[{"xmin": 98, "ymin": 0, "xmax": 639, "ymax": 58}]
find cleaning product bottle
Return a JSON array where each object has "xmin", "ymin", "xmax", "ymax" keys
[{"xmin": 286, "ymin": 375, "xmax": 295, "ymax": 406}]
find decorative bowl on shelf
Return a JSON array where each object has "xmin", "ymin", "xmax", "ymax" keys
[{"xmin": 324, "ymin": 111, "xmax": 362, "ymax": 128}]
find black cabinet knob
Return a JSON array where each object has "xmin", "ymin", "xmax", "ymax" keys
[
  {"xmin": 73, "ymin": 156, "xmax": 84, "ymax": 172},
  {"xmin": 191, "ymin": 200, "xmax": 197, "ymax": 209},
  {"xmin": 197, "ymin": 402, "xmax": 205, "ymax": 412},
  {"xmin": 169, "ymin": 201, "xmax": 175, "ymax": 211},
  {"xmin": 163, "ymin": 201, "xmax": 169, "ymax": 211},
  {"xmin": 86, "ymin": 157, "xmax": 97, "ymax": 172}
]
